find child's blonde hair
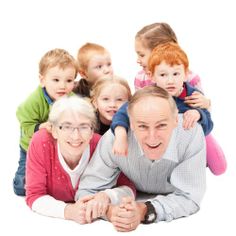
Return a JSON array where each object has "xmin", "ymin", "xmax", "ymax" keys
[
  {"xmin": 148, "ymin": 42, "xmax": 189, "ymax": 74},
  {"xmin": 136, "ymin": 22, "xmax": 178, "ymax": 51},
  {"xmin": 39, "ymin": 48, "xmax": 77, "ymax": 76},
  {"xmin": 77, "ymin": 42, "xmax": 108, "ymax": 73},
  {"xmin": 90, "ymin": 76, "xmax": 132, "ymax": 104}
]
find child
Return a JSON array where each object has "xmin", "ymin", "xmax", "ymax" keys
[
  {"xmin": 112, "ymin": 42, "xmax": 227, "ymax": 175},
  {"xmin": 134, "ymin": 22, "xmax": 210, "ymax": 109},
  {"xmin": 91, "ymin": 76, "xmax": 132, "ymax": 135},
  {"xmin": 73, "ymin": 42, "xmax": 114, "ymax": 98},
  {"xmin": 13, "ymin": 48, "xmax": 77, "ymax": 196}
]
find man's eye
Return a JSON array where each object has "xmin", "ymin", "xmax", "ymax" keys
[
  {"xmin": 138, "ymin": 125, "xmax": 147, "ymax": 130},
  {"xmin": 158, "ymin": 124, "xmax": 167, "ymax": 129}
]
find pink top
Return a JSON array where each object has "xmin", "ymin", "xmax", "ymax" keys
[
  {"xmin": 25, "ymin": 129, "xmax": 101, "ymax": 208},
  {"xmin": 134, "ymin": 70, "xmax": 203, "ymax": 91}
]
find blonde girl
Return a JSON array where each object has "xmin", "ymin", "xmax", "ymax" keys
[{"xmin": 91, "ymin": 76, "xmax": 131, "ymax": 135}]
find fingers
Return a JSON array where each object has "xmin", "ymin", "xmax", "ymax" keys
[
  {"xmin": 113, "ymin": 220, "xmax": 138, "ymax": 232},
  {"xmin": 183, "ymin": 115, "xmax": 197, "ymax": 129},
  {"xmin": 110, "ymin": 206, "xmax": 140, "ymax": 232},
  {"xmin": 85, "ymin": 199, "xmax": 109, "ymax": 223},
  {"xmin": 79, "ymin": 194, "xmax": 94, "ymax": 203}
]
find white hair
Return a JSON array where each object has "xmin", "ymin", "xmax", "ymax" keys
[{"xmin": 49, "ymin": 95, "xmax": 97, "ymax": 130}]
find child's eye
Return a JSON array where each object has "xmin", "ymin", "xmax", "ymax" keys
[
  {"xmin": 160, "ymin": 73, "xmax": 166, "ymax": 77},
  {"xmin": 67, "ymin": 79, "xmax": 73, "ymax": 83},
  {"xmin": 102, "ymin": 97, "xmax": 109, "ymax": 101},
  {"xmin": 173, "ymin": 72, "xmax": 180, "ymax": 76},
  {"xmin": 116, "ymin": 98, "xmax": 124, "ymax": 102},
  {"xmin": 53, "ymin": 78, "xmax": 59, "ymax": 82},
  {"xmin": 96, "ymin": 65, "xmax": 102, "ymax": 69}
]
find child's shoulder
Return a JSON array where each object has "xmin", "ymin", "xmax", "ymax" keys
[{"xmin": 17, "ymin": 86, "xmax": 48, "ymax": 111}]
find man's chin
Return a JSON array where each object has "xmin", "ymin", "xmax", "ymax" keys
[{"xmin": 144, "ymin": 150, "xmax": 162, "ymax": 161}]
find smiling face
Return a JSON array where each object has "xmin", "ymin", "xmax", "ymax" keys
[
  {"xmin": 135, "ymin": 39, "xmax": 152, "ymax": 73},
  {"xmin": 152, "ymin": 61, "xmax": 187, "ymax": 97},
  {"xmin": 93, "ymin": 83, "xmax": 129, "ymax": 125},
  {"xmin": 129, "ymin": 96, "xmax": 178, "ymax": 160},
  {"xmin": 51, "ymin": 110, "xmax": 93, "ymax": 167},
  {"xmin": 84, "ymin": 53, "xmax": 114, "ymax": 85},
  {"xmin": 40, "ymin": 65, "xmax": 76, "ymax": 101}
]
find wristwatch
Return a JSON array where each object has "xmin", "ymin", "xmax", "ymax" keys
[{"xmin": 142, "ymin": 201, "xmax": 157, "ymax": 224}]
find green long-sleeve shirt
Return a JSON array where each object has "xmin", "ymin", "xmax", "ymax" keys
[{"xmin": 16, "ymin": 86, "xmax": 50, "ymax": 151}]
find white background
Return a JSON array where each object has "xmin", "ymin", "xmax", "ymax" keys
[{"xmin": 0, "ymin": 0, "xmax": 235, "ymax": 235}]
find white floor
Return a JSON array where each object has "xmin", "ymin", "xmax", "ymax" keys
[{"xmin": 2, "ymin": 168, "xmax": 235, "ymax": 236}]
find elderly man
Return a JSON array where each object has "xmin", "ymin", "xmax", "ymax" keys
[{"xmin": 76, "ymin": 86, "xmax": 206, "ymax": 231}]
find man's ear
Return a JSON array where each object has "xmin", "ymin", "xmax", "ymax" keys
[
  {"xmin": 130, "ymin": 117, "xmax": 134, "ymax": 131},
  {"xmin": 173, "ymin": 111, "xmax": 178, "ymax": 127}
]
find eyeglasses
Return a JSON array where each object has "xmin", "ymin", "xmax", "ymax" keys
[{"xmin": 57, "ymin": 123, "xmax": 92, "ymax": 136}]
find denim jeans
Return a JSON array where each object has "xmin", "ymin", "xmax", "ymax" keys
[{"xmin": 13, "ymin": 147, "xmax": 26, "ymax": 196}]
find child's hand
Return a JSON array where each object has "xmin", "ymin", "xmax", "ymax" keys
[
  {"xmin": 112, "ymin": 137, "xmax": 128, "ymax": 156},
  {"xmin": 184, "ymin": 91, "xmax": 211, "ymax": 109},
  {"xmin": 112, "ymin": 126, "xmax": 128, "ymax": 156},
  {"xmin": 183, "ymin": 110, "xmax": 201, "ymax": 130},
  {"xmin": 39, "ymin": 121, "xmax": 52, "ymax": 132}
]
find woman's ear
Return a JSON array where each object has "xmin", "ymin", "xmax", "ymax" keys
[{"xmin": 51, "ymin": 125, "xmax": 58, "ymax": 139}]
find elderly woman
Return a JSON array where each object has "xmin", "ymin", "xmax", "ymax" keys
[{"xmin": 25, "ymin": 95, "xmax": 135, "ymax": 222}]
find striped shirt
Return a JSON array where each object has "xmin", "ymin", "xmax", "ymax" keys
[{"xmin": 77, "ymin": 115, "xmax": 206, "ymax": 222}]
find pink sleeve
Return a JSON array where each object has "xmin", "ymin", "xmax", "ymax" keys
[
  {"xmin": 25, "ymin": 131, "xmax": 48, "ymax": 208},
  {"xmin": 187, "ymin": 71, "xmax": 204, "ymax": 92},
  {"xmin": 134, "ymin": 70, "xmax": 154, "ymax": 90}
]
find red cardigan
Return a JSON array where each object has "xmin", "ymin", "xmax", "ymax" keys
[{"xmin": 25, "ymin": 129, "xmax": 135, "ymax": 208}]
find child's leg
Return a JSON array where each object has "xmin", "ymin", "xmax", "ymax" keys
[
  {"xmin": 206, "ymin": 134, "xmax": 227, "ymax": 175},
  {"xmin": 13, "ymin": 147, "xmax": 26, "ymax": 196}
]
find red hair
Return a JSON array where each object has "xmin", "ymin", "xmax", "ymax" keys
[{"xmin": 148, "ymin": 42, "xmax": 189, "ymax": 74}]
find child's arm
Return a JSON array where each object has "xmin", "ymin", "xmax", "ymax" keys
[
  {"xmin": 111, "ymin": 102, "xmax": 130, "ymax": 156},
  {"xmin": 186, "ymin": 72, "xmax": 211, "ymax": 109},
  {"xmin": 182, "ymin": 110, "xmax": 201, "ymax": 130},
  {"xmin": 184, "ymin": 91, "xmax": 211, "ymax": 109},
  {"xmin": 183, "ymin": 108, "xmax": 213, "ymax": 136},
  {"xmin": 112, "ymin": 126, "xmax": 128, "ymax": 156}
]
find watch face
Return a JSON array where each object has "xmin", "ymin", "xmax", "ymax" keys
[{"xmin": 147, "ymin": 213, "xmax": 156, "ymax": 222}]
